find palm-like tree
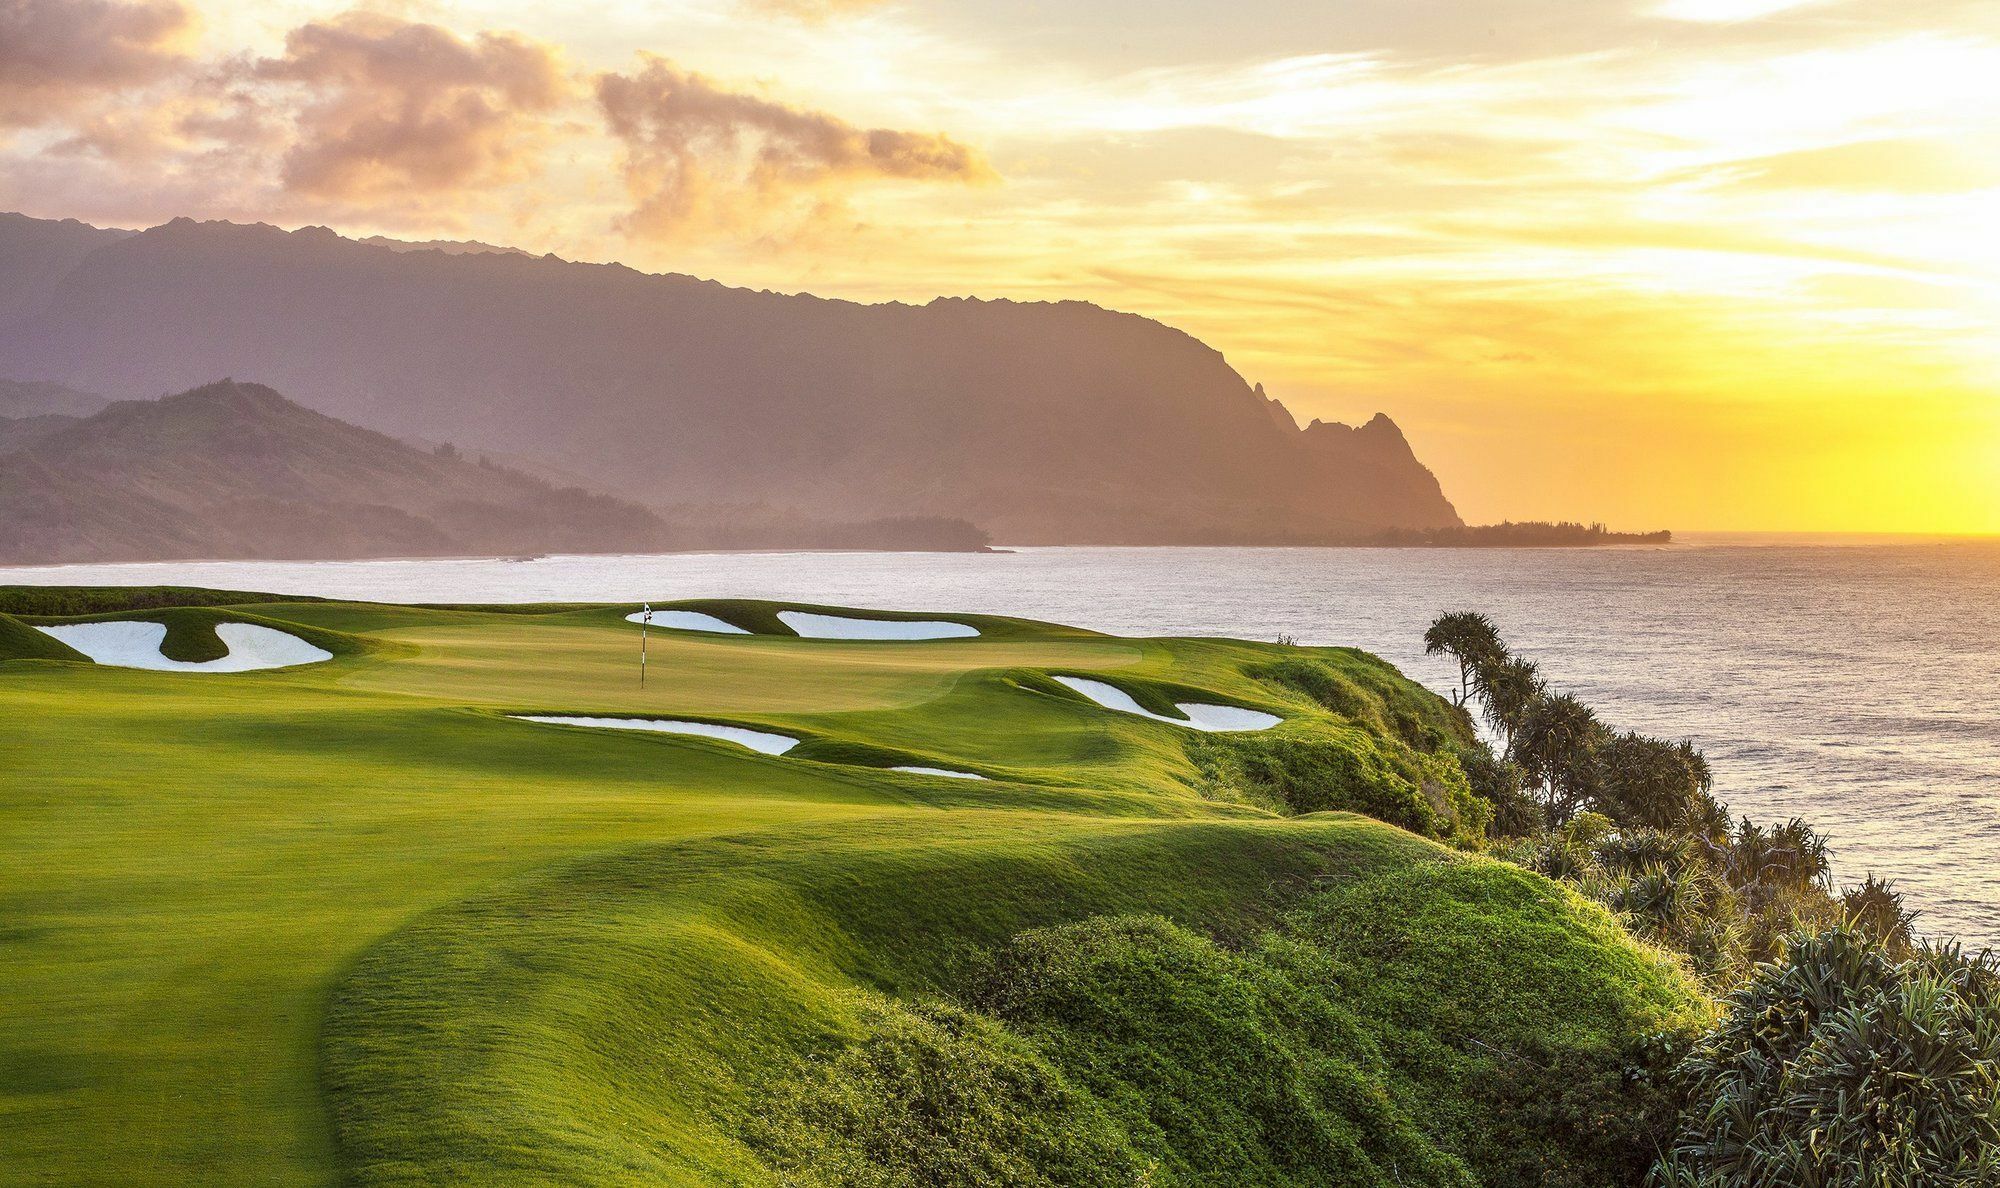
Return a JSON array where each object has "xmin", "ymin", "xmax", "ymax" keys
[
  {"xmin": 1512, "ymin": 692, "xmax": 1603, "ymax": 825},
  {"xmin": 1476, "ymin": 654, "xmax": 1543, "ymax": 752},
  {"xmin": 1424, "ymin": 611, "xmax": 1504, "ymax": 707}
]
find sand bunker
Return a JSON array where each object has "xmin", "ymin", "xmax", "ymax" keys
[
  {"xmin": 624, "ymin": 610, "xmax": 751, "ymax": 634},
  {"xmin": 778, "ymin": 611, "xmax": 980, "ymax": 641},
  {"xmin": 889, "ymin": 766, "xmax": 991, "ymax": 781},
  {"xmin": 34, "ymin": 621, "xmax": 333, "ymax": 672},
  {"xmin": 1052, "ymin": 676, "xmax": 1282, "ymax": 733},
  {"xmin": 513, "ymin": 715, "xmax": 799, "ymax": 755}
]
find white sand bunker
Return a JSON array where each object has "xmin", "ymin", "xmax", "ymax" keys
[
  {"xmin": 1052, "ymin": 676, "xmax": 1282, "ymax": 733},
  {"xmin": 889, "ymin": 766, "xmax": 991, "ymax": 781},
  {"xmin": 778, "ymin": 611, "xmax": 980, "ymax": 641},
  {"xmin": 513, "ymin": 715, "xmax": 799, "ymax": 755},
  {"xmin": 35, "ymin": 621, "xmax": 333, "ymax": 672},
  {"xmin": 624, "ymin": 610, "xmax": 750, "ymax": 634}
]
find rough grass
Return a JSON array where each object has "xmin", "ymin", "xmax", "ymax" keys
[
  {"xmin": 1, "ymin": 593, "xmax": 1704, "ymax": 1186},
  {"xmin": 0, "ymin": 611, "xmax": 84, "ymax": 661},
  {"xmin": 0, "ymin": 584, "xmax": 316, "ymax": 616}
]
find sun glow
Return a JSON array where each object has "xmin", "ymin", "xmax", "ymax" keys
[{"xmin": 4, "ymin": 0, "xmax": 1997, "ymax": 532}]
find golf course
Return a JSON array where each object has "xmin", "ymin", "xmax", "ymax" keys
[{"xmin": 0, "ymin": 590, "xmax": 1706, "ymax": 1186}]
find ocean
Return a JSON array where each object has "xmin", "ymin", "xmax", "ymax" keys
[{"xmin": 7, "ymin": 535, "xmax": 1995, "ymax": 948}]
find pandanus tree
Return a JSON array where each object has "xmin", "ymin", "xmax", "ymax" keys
[
  {"xmin": 1512, "ymin": 692, "xmax": 1605, "ymax": 826},
  {"xmin": 1476, "ymin": 654, "xmax": 1543, "ymax": 752},
  {"xmin": 1843, "ymin": 875, "xmax": 1920, "ymax": 959},
  {"xmin": 1654, "ymin": 927, "xmax": 2000, "ymax": 1187},
  {"xmin": 1595, "ymin": 732, "xmax": 1715, "ymax": 833},
  {"xmin": 1424, "ymin": 611, "xmax": 1504, "ymax": 707}
]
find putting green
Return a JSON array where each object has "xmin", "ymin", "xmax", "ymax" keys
[{"xmin": 0, "ymin": 596, "xmax": 1699, "ymax": 1186}]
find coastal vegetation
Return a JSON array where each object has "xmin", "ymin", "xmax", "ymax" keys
[
  {"xmin": 1425, "ymin": 609, "xmax": 2000, "ymax": 1184},
  {"xmin": 1375, "ymin": 521, "xmax": 1673, "ymax": 548}
]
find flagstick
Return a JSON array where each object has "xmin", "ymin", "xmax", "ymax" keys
[{"xmin": 641, "ymin": 616, "xmax": 648, "ymax": 688}]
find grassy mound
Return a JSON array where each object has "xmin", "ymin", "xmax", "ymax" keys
[
  {"xmin": 322, "ymin": 822, "xmax": 1701, "ymax": 1186},
  {"xmin": 0, "ymin": 611, "xmax": 86, "ymax": 661}
]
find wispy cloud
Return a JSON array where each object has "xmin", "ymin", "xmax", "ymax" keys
[{"xmin": 597, "ymin": 53, "xmax": 991, "ymax": 241}]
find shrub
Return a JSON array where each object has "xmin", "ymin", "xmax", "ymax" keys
[
  {"xmin": 979, "ymin": 915, "xmax": 1473, "ymax": 1187},
  {"xmin": 751, "ymin": 998, "xmax": 1150, "ymax": 1187},
  {"xmin": 1191, "ymin": 731, "xmax": 1488, "ymax": 847},
  {"xmin": 1654, "ymin": 926, "xmax": 2000, "ymax": 1187}
]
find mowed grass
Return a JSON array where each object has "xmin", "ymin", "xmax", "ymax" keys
[{"xmin": 0, "ymin": 597, "xmax": 1699, "ymax": 1186}]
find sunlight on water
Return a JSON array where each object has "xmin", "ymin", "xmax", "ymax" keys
[{"xmin": 8, "ymin": 537, "xmax": 1996, "ymax": 947}]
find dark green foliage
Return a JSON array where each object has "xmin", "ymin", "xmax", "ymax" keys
[
  {"xmin": 1655, "ymin": 927, "xmax": 2000, "ymax": 1187},
  {"xmin": 1287, "ymin": 860, "xmax": 1706, "ymax": 1187},
  {"xmin": 1191, "ymin": 731, "xmax": 1490, "ymax": 846},
  {"xmin": 0, "ymin": 585, "xmax": 310, "ymax": 616},
  {"xmin": 751, "ymin": 865, "xmax": 1702, "ymax": 1188},
  {"xmin": 0, "ymin": 611, "xmax": 86, "ymax": 661},
  {"xmin": 752, "ymin": 1000, "xmax": 1151, "ymax": 1187},
  {"xmin": 1423, "ymin": 610, "xmax": 1503, "ymax": 708},
  {"xmin": 1373, "ymin": 522, "xmax": 1672, "ymax": 547},
  {"xmin": 977, "ymin": 915, "xmax": 1473, "ymax": 1187},
  {"xmin": 1453, "ymin": 742, "xmax": 1540, "ymax": 837},
  {"xmin": 1596, "ymin": 734, "xmax": 1713, "ymax": 833},
  {"xmin": 1466, "ymin": 1032, "xmax": 1687, "ymax": 1188},
  {"xmin": 1513, "ymin": 692, "xmax": 1604, "ymax": 826},
  {"xmin": 1476, "ymin": 654, "xmax": 1543, "ymax": 751},
  {"xmin": 1844, "ymin": 875, "xmax": 1920, "ymax": 959},
  {"xmin": 1252, "ymin": 655, "xmax": 1469, "ymax": 752}
]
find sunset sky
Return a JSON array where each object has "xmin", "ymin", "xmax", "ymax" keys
[{"xmin": 4, "ymin": 0, "xmax": 1997, "ymax": 532}]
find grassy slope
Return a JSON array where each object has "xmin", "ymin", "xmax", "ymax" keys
[
  {"xmin": 0, "ymin": 611, "xmax": 84, "ymax": 661},
  {"xmin": 0, "ymin": 596, "xmax": 1699, "ymax": 1186}
]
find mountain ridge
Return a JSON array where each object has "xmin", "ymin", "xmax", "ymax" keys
[
  {"xmin": 0, "ymin": 380, "xmax": 677, "ymax": 564},
  {"xmin": 0, "ymin": 213, "xmax": 1461, "ymax": 543}
]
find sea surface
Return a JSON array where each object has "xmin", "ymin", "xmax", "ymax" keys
[{"xmin": 7, "ymin": 535, "xmax": 1996, "ymax": 949}]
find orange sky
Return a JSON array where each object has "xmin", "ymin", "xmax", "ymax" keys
[{"xmin": 3, "ymin": 0, "xmax": 1997, "ymax": 531}]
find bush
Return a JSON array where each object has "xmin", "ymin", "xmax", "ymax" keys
[
  {"xmin": 1654, "ymin": 926, "xmax": 2000, "ymax": 1187},
  {"xmin": 751, "ymin": 998, "xmax": 1150, "ymax": 1187},
  {"xmin": 0, "ymin": 585, "xmax": 307, "ymax": 616},
  {"xmin": 980, "ymin": 915, "xmax": 1472, "ymax": 1187},
  {"xmin": 1191, "ymin": 731, "xmax": 1488, "ymax": 847}
]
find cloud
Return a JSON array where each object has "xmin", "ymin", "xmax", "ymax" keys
[
  {"xmin": 596, "ymin": 54, "xmax": 991, "ymax": 240},
  {"xmin": 0, "ymin": 0, "xmax": 196, "ymax": 127},
  {"xmin": 253, "ymin": 11, "xmax": 571, "ymax": 200},
  {"xmin": 741, "ymin": 0, "xmax": 888, "ymax": 21},
  {"xmin": 1704, "ymin": 137, "xmax": 2000, "ymax": 193}
]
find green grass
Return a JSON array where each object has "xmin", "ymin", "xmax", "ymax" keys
[
  {"xmin": 0, "ymin": 584, "xmax": 320, "ymax": 617},
  {"xmin": 0, "ymin": 594, "xmax": 1704, "ymax": 1185},
  {"xmin": 0, "ymin": 611, "xmax": 83, "ymax": 661}
]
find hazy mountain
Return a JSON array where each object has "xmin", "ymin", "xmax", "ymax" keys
[
  {"xmin": 0, "ymin": 214, "xmax": 134, "ymax": 325},
  {"xmin": 0, "ymin": 413, "xmax": 84, "ymax": 455},
  {"xmin": 0, "ymin": 214, "xmax": 1461, "ymax": 543},
  {"xmin": 0, "ymin": 378, "xmax": 110, "ymax": 419},
  {"xmin": 0, "ymin": 380, "xmax": 679, "ymax": 564},
  {"xmin": 358, "ymin": 235, "xmax": 534, "ymax": 258}
]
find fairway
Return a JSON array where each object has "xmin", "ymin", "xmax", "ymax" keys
[{"xmin": 0, "ymin": 596, "xmax": 1701, "ymax": 1185}]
